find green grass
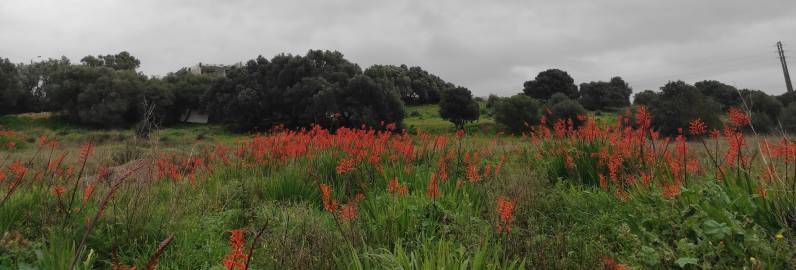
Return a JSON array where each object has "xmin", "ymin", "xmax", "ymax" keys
[
  {"xmin": 404, "ymin": 102, "xmax": 497, "ymax": 134},
  {"xmin": 2, "ymin": 108, "xmax": 794, "ymax": 269}
]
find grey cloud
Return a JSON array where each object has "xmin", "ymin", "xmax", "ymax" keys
[{"xmin": 1, "ymin": 0, "xmax": 794, "ymax": 96}]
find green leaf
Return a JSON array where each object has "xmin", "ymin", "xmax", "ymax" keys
[{"xmin": 674, "ymin": 257, "xmax": 699, "ymax": 268}]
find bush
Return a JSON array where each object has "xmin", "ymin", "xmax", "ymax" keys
[
  {"xmin": 547, "ymin": 93, "xmax": 570, "ymax": 106},
  {"xmin": 546, "ymin": 98, "xmax": 587, "ymax": 128},
  {"xmin": 493, "ymin": 94, "xmax": 542, "ymax": 134},
  {"xmin": 648, "ymin": 81, "xmax": 722, "ymax": 136}
]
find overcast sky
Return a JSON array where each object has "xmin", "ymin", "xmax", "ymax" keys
[{"xmin": 1, "ymin": 0, "xmax": 795, "ymax": 96}]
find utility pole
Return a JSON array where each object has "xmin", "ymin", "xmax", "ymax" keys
[{"xmin": 777, "ymin": 41, "xmax": 794, "ymax": 92}]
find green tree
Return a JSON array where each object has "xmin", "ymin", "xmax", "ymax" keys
[
  {"xmin": 778, "ymin": 91, "xmax": 796, "ymax": 107},
  {"xmin": 80, "ymin": 51, "xmax": 140, "ymax": 70},
  {"xmin": 738, "ymin": 89, "xmax": 784, "ymax": 133},
  {"xmin": 203, "ymin": 50, "xmax": 405, "ymax": 132},
  {"xmin": 162, "ymin": 69, "xmax": 216, "ymax": 124},
  {"xmin": 781, "ymin": 103, "xmax": 796, "ymax": 133},
  {"xmin": 439, "ymin": 87, "xmax": 480, "ymax": 129},
  {"xmin": 579, "ymin": 77, "xmax": 632, "ymax": 110},
  {"xmin": 648, "ymin": 81, "xmax": 722, "ymax": 136},
  {"xmin": 523, "ymin": 69, "xmax": 578, "ymax": 100},
  {"xmin": 337, "ymin": 75, "xmax": 405, "ymax": 128},
  {"xmin": 18, "ymin": 57, "xmax": 72, "ymax": 112},
  {"xmin": 695, "ymin": 80, "xmax": 741, "ymax": 110},
  {"xmin": 633, "ymin": 90, "xmax": 658, "ymax": 106},
  {"xmin": 493, "ymin": 94, "xmax": 542, "ymax": 134},
  {"xmin": 364, "ymin": 64, "xmax": 454, "ymax": 104},
  {"xmin": 48, "ymin": 65, "xmax": 152, "ymax": 127},
  {"xmin": 0, "ymin": 58, "xmax": 25, "ymax": 115}
]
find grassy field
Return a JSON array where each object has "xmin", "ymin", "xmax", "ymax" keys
[{"xmin": 1, "ymin": 107, "xmax": 795, "ymax": 269}]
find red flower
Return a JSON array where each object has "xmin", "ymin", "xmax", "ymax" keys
[
  {"xmin": 387, "ymin": 177, "xmax": 408, "ymax": 195},
  {"xmin": 319, "ymin": 183, "xmax": 338, "ymax": 213},
  {"xmin": 340, "ymin": 202, "xmax": 358, "ymax": 221},
  {"xmin": 688, "ymin": 118, "xmax": 706, "ymax": 136},
  {"xmin": 602, "ymin": 257, "xmax": 628, "ymax": 270},
  {"xmin": 635, "ymin": 105, "xmax": 652, "ymax": 129},
  {"xmin": 427, "ymin": 173, "xmax": 440, "ymax": 198},
  {"xmin": 335, "ymin": 158, "xmax": 355, "ymax": 175},
  {"xmin": 83, "ymin": 184, "xmax": 95, "ymax": 204},
  {"xmin": 52, "ymin": 185, "xmax": 66, "ymax": 196},
  {"xmin": 727, "ymin": 107, "xmax": 750, "ymax": 128},
  {"xmin": 223, "ymin": 229, "xmax": 247, "ymax": 270},
  {"xmin": 466, "ymin": 164, "xmax": 481, "ymax": 183},
  {"xmin": 496, "ymin": 196, "xmax": 516, "ymax": 233},
  {"xmin": 79, "ymin": 142, "xmax": 95, "ymax": 162}
]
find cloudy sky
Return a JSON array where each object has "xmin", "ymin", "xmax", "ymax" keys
[{"xmin": 1, "ymin": 0, "xmax": 795, "ymax": 96}]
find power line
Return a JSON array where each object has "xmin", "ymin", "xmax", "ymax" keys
[{"xmin": 777, "ymin": 41, "xmax": 794, "ymax": 92}]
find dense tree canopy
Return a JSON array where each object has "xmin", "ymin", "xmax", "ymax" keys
[
  {"xmin": 203, "ymin": 50, "xmax": 404, "ymax": 131},
  {"xmin": 493, "ymin": 94, "xmax": 541, "ymax": 134},
  {"xmin": 523, "ymin": 69, "xmax": 578, "ymax": 100},
  {"xmin": 80, "ymin": 51, "xmax": 140, "ymax": 71},
  {"xmin": 579, "ymin": 77, "xmax": 632, "ymax": 110},
  {"xmin": 782, "ymin": 103, "xmax": 796, "ymax": 133},
  {"xmin": 738, "ymin": 89, "xmax": 784, "ymax": 133},
  {"xmin": 364, "ymin": 64, "xmax": 454, "ymax": 105},
  {"xmin": 648, "ymin": 81, "xmax": 722, "ymax": 136},
  {"xmin": 694, "ymin": 80, "xmax": 741, "ymax": 110},
  {"xmin": 47, "ymin": 65, "xmax": 153, "ymax": 127},
  {"xmin": 439, "ymin": 87, "xmax": 480, "ymax": 129},
  {"xmin": 633, "ymin": 90, "xmax": 659, "ymax": 106},
  {"xmin": 0, "ymin": 58, "xmax": 25, "ymax": 115},
  {"xmin": 778, "ymin": 91, "xmax": 796, "ymax": 107},
  {"xmin": 161, "ymin": 69, "xmax": 215, "ymax": 124}
]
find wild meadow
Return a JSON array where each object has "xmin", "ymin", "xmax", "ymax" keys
[{"xmin": 1, "ymin": 105, "xmax": 794, "ymax": 270}]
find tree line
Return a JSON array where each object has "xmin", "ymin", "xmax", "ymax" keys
[
  {"xmin": 488, "ymin": 68, "xmax": 796, "ymax": 135},
  {"xmin": 0, "ymin": 50, "xmax": 463, "ymax": 132},
  {"xmin": 2, "ymin": 51, "xmax": 795, "ymax": 134}
]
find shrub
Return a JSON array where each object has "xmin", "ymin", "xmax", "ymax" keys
[
  {"xmin": 648, "ymin": 81, "xmax": 722, "ymax": 136},
  {"xmin": 546, "ymin": 98, "xmax": 587, "ymax": 128},
  {"xmin": 547, "ymin": 92, "xmax": 570, "ymax": 106},
  {"xmin": 493, "ymin": 94, "xmax": 542, "ymax": 134}
]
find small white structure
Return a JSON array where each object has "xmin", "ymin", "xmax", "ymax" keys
[{"xmin": 180, "ymin": 110, "xmax": 209, "ymax": 124}]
